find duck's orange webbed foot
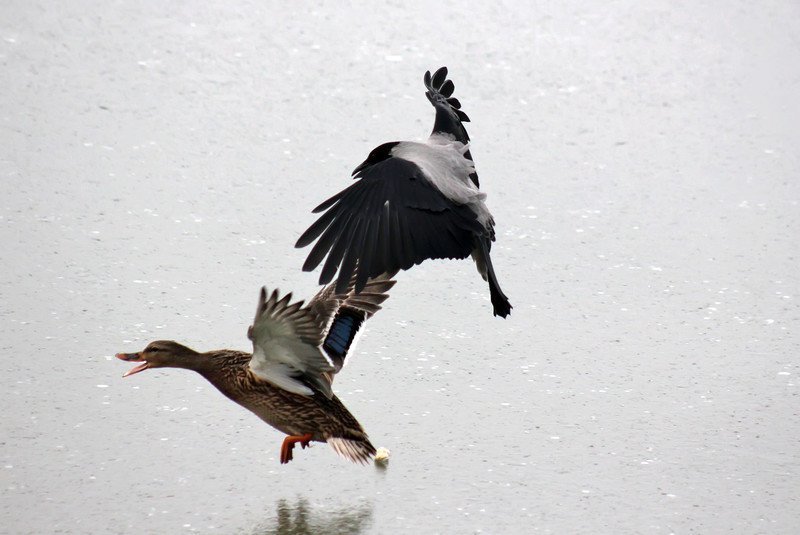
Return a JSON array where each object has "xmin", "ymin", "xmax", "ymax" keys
[{"xmin": 279, "ymin": 433, "xmax": 314, "ymax": 464}]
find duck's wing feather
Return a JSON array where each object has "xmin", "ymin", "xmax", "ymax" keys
[
  {"xmin": 295, "ymin": 157, "xmax": 484, "ymax": 294},
  {"xmin": 308, "ymin": 274, "xmax": 396, "ymax": 374},
  {"xmin": 307, "ymin": 271, "xmax": 395, "ymax": 327},
  {"xmin": 424, "ymin": 66, "xmax": 480, "ymax": 187},
  {"xmin": 247, "ymin": 287, "xmax": 334, "ymax": 398}
]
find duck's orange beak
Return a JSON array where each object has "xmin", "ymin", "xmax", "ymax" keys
[{"xmin": 116, "ymin": 352, "xmax": 149, "ymax": 377}]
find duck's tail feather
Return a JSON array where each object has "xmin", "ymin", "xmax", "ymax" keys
[{"xmin": 328, "ymin": 437, "xmax": 376, "ymax": 465}]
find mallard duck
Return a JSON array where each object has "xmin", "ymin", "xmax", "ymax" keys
[
  {"xmin": 116, "ymin": 275, "xmax": 395, "ymax": 464},
  {"xmin": 295, "ymin": 66, "xmax": 512, "ymax": 318}
]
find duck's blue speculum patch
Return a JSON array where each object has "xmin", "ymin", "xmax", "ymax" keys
[{"xmin": 323, "ymin": 309, "xmax": 365, "ymax": 368}]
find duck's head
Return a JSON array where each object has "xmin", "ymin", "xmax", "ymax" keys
[{"xmin": 116, "ymin": 340, "xmax": 199, "ymax": 377}]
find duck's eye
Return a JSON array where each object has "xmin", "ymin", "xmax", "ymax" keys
[{"xmin": 148, "ymin": 347, "xmax": 161, "ymax": 353}]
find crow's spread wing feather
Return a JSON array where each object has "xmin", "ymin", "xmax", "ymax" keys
[
  {"xmin": 296, "ymin": 157, "xmax": 483, "ymax": 293},
  {"xmin": 424, "ymin": 66, "xmax": 480, "ymax": 187}
]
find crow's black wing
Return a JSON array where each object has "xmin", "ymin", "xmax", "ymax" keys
[
  {"xmin": 425, "ymin": 66, "xmax": 471, "ymax": 143},
  {"xmin": 296, "ymin": 156, "xmax": 484, "ymax": 293}
]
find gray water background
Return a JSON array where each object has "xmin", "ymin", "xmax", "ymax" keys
[{"xmin": 2, "ymin": 1, "xmax": 799, "ymax": 533}]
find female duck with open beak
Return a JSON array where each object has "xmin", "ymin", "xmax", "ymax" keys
[{"xmin": 117, "ymin": 275, "xmax": 394, "ymax": 464}]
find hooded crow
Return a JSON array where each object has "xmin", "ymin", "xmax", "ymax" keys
[{"xmin": 296, "ymin": 67, "xmax": 511, "ymax": 318}]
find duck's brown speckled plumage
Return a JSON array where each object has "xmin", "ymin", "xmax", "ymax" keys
[{"xmin": 199, "ymin": 349, "xmax": 371, "ymax": 446}]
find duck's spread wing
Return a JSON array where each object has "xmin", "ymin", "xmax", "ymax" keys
[
  {"xmin": 307, "ymin": 274, "xmax": 396, "ymax": 375},
  {"xmin": 247, "ymin": 287, "xmax": 334, "ymax": 398},
  {"xmin": 304, "ymin": 280, "xmax": 344, "ymax": 331},
  {"xmin": 307, "ymin": 272, "xmax": 395, "ymax": 327},
  {"xmin": 295, "ymin": 156, "xmax": 484, "ymax": 294}
]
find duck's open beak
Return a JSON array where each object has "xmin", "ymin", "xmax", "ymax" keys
[{"xmin": 116, "ymin": 352, "xmax": 149, "ymax": 377}]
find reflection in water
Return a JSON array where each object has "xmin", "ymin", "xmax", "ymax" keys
[{"xmin": 251, "ymin": 497, "xmax": 373, "ymax": 535}]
